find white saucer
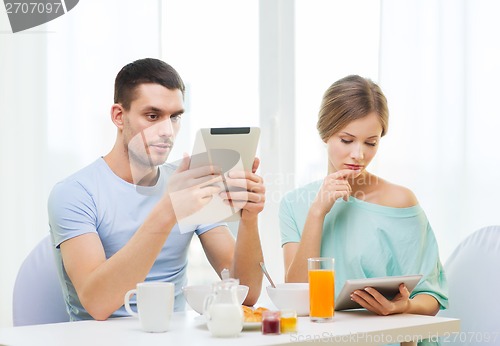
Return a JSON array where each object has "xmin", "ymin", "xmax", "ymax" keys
[
  {"xmin": 193, "ymin": 315, "xmax": 261, "ymax": 331},
  {"xmin": 243, "ymin": 321, "xmax": 262, "ymax": 330}
]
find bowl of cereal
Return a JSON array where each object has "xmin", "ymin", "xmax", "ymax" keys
[{"xmin": 266, "ymin": 283, "xmax": 310, "ymax": 316}]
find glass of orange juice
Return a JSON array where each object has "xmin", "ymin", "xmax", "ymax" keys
[{"xmin": 308, "ymin": 257, "xmax": 335, "ymax": 322}]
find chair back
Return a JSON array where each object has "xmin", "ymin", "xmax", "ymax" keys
[
  {"xmin": 438, "ymin": 225, "xmax": 500, "ymax": 345},
  {"xmin": 12, "ymin": 235, "xmax": 69, "ymax": 326}
]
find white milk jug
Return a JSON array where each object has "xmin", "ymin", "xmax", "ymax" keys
[{"xmin": 203, "ymin": 278, "xmax": 243, "ymax": 337}]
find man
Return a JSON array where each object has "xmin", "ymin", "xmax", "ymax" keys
[{"xmin": 48, "ymin": 58, "xmax": 265, "ymax": 321}]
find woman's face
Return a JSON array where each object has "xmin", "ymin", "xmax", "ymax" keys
[{"xmin": 326, "ymin": 112, "xmax": 383, "ymax": 175}]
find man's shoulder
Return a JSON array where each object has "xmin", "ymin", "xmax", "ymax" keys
[
  {"xmin": 61, "ymin": 157, "xmax": 104, "ymax": 179},
  {"xmin": 50, "ymin": 158, "xmax": 105, "ymax": 195}
]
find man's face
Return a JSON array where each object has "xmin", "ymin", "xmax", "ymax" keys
[{"xmin": 122, "ymin": 83, "xmax": 184, "ymax": 168}]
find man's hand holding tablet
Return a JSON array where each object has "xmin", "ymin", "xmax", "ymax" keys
[{"xmin": 173, "ymin": 127, "xmax": 260, "ymax": 232}]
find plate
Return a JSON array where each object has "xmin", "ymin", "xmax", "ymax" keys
[
  {"xmin": 194, "ymin": 315, "xmax": 206, "ymax": 323},
  {"xmin": 194, "ymin": 315, "xmax": 261, "ymax": 330},
  {"xmin": 243, "ymin": 321, "xmax": 262, "ymax": 330}
]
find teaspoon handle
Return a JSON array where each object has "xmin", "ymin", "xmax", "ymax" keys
[{"xmin": 259, "ymin": 262, "xmax": 276, "ymax": 288}]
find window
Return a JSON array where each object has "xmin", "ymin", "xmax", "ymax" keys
[
  {"xmin": 162, "ymin": 0, "xmax": 259, "ymax": 285},
  {"xmin": 294, "ymin": 0, "xmax": 381, "ymax": 186}
]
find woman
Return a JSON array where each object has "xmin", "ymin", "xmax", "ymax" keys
[{"xmin": 279, "ymin": 75, "xmax": 448, "ymax": 317}]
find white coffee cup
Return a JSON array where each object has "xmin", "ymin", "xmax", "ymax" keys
[{"xmin": 124, "ymin": 282, "xmax": 175, "ymax": 332}]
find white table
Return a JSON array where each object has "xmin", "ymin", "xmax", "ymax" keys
[{"xmin": 0, "ymin": 310, "xmax": 459, "ymax": 346}]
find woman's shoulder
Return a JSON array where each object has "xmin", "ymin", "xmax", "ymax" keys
[
  {"xmin": 281, "ymin": 180, "xmax": 322, "ymax": 205},
  {"xmin": 375, "ymin": 178, "xmax": 419, "ymax": 208}
]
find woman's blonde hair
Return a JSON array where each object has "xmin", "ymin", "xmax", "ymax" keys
[{"xmin": 317, "ymin": 75, "xmax": 388, "ymax": 142}]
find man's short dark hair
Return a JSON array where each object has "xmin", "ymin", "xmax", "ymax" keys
[{"xmin": 114, "ymin": 58, "xmax": 186, "ymax": 110}]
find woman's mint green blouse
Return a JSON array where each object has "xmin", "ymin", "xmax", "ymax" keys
[{"xmin": 279, "ymin": 180, "xmax": 448, "ymax": 309}]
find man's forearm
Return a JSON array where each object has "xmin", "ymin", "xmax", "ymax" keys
[
  {"xmin": 233, "ymin": 216, "xmax": 263, "ymax": 305},
  {"xmin": 69, "ymin": 198, "xmax": 177, "ymax": 320}
]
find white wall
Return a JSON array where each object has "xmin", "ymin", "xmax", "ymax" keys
[
  {"xmin": 0, "ymin": 8, "xmax": 49, "ymax": 328},
  {"xmin": 377, "ymin": 0, "xmax": 500, "ymax": 259}
]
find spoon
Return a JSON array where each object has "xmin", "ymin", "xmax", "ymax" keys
[{"xmin": 259, "ymin": 262, "xmax": 276, "ymax": 288}]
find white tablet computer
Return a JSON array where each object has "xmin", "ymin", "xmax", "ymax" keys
[
  {"xmin": 189, "ymin": 127, "xmax": 260, "ymax": 172},
  {"xmin": 335, "ymin": 274, "xmax": 423, "ymax": 311},
  {"xmin": 176, "ymin": 127, "xmax": 260, "ymax": 231}
]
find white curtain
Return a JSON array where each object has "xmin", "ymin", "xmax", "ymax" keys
[
  {"xmin": 0, "ymin": 13, "xmax": 50, "ymax": 329},
  {"xmin": 377, "ymin": 0, "xmax": 500, "ymax": 259},
  {"xmin": 0, "ymin": 0, "xmax": 162, "ymax": 327}
]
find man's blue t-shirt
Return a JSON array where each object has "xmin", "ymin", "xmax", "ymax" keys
[{"xmin": 48, "ymin": 158, "xmax": 222, "ymax": 321}]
